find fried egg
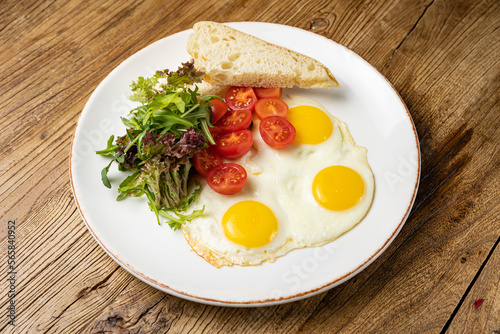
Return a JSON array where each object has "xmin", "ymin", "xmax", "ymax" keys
[{"xmin": 182, "ymin": 95, "xmax": 374, "ymax": 267}]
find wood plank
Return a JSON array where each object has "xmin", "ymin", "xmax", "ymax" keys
[
  {"xmin": 0, "ymin": 187, "xmax": 131, "ymax": 333},
  {"xmin": 0, "ymin": 0, "xmax": 498, "ymax": 332},
  {"xmin": 446, "ymin": 238, "xmax": 500, "ymax": 333},
  {"xmin": 80, "ymin": 284, "xmax": 324, "ymax": 333}
]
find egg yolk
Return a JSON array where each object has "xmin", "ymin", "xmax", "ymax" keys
[
  {"xmin": 313, "ymin": 166, "xmax": 365, "ymax": 211},
  {"xmin": 222, "ymin": 201, "xmax": 278, "ymax": 248},
  {"xmin": 287, "ymin": 105, "xmax": 333, "ymax": 145}
]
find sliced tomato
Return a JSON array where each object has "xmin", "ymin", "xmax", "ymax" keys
[
  {"xmin": 253, "ymin": 87, "xmax": 282, "ymax": 99},
  {"xmin": 259, "ymin": 116, "xmax": 296, "ymax": 149},
  {"xmin": 207, "ymin": 163, "xmax": 247, "ymax": 195},
  {"xmin": 215, "ymin": 129, "xmax": 253, "ymax": 159},
  {"xmin": 254, "ymin": 98, "xmax": 289, "ymax": 120},
  {"xmin": 225, "ymin": 86, "xmax": 258, "ymax": 111},
  {"xmin": 209, "ymin": 99, "xmax": 229, "ymax": 123},
  {"xmin": 193, "ymin": 146, "xmax": 224, "ymax": 176},
  {"xmin": 209, "ymin": 126, "xmax": 225, "ymax": 143},
  {"xmin": 215, "ymin": 108, "xmax": 252, "ymax": 133}
]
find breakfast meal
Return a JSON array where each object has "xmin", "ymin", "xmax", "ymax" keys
[
  {"xmin": 97, "ymin": 21, "xmax": 374, "ymax": 267},
  {"xmin": 184, "ymin": 94, "xmax": 374, "ymax": 267}
]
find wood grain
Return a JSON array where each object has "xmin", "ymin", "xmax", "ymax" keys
[
  {"xmin": 447, "ymin": 238, "xmax": 500, "ymax": 333},
  {"xmin": 0, "ymin": 0, "xmax": 499, "ymax": 332}
]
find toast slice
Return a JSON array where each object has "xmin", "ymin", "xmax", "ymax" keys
[{"xmin": 187, "ymin": 21, "xmax": 339, "ymax": 89}]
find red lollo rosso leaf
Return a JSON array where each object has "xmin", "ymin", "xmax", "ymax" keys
[{"xmin": 473, "ymin": 298, "xmax": 484, "ymax": 309}]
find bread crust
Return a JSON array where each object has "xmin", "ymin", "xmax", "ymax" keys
[{"xmin": 187, "ymin": 21, "xmax": 339, "ymax": 89}]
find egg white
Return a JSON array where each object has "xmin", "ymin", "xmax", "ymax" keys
[{"xmin": 182, "ymin": 95, "xmax": 374, "ymax": 267}]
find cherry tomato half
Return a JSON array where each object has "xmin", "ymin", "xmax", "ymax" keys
[
  {"xmin": 215, "ymin": 108, "xmax": 252, "ymax": 133},
  {"xmin": 193, "ymin": 146, "xmax": 224, "ymax": 176},
  {"xmin": 207, "ymin": 163, "xmax": 247, "ymax": 195},
  {"xmin": 209, "ymin": 126, "xmax": 225, "ymax": 143},
  {"xmin": 253, "ymin": 87, "xmax": 282, "ymax": 99},
  {"xmin": 225, "ymin": 86, "xmax": 258, "ymax": 111},
  {"xmin": 215, "ymin": 129, "xmax": 253, "ymax": 159},
  {"xmin": 259, "ymin": 116, "xmax": 296, "ymax": 149},
  {"xmin": 255, "ymin": 98, "xmax": 289, "ymax": 120},
  {"xmin": 209, "ymin": 99, "xmax": 229, "ymax": 123}
]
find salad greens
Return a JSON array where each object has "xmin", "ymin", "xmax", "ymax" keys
[{"xmin": 96, "ymin": 60, "xmax": 218, "ymax": 230}]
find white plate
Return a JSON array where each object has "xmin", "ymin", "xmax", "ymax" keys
[{"xmin": 70, "ymin": 22, "xmax": 420, "ymax": 306}]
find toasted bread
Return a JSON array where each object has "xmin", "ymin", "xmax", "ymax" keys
[{"xmin": 187, "ymin": 21, "xmax": 339, "ymax": 89}]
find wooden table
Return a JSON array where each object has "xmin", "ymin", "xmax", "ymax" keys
[{"xmin": 1, "ymin": 0, "xmax": 498, "ymax": 332}]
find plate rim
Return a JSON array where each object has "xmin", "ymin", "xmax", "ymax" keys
[{"xmin": 70, "ymin": 21, "xmax": 420, "ymax": 306}]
